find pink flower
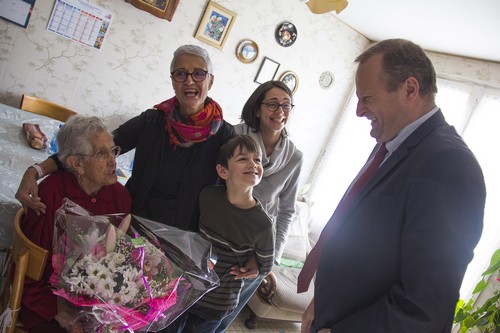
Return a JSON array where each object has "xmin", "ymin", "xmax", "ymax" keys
[
  {"xmin": 91, "ymin": 244, "xmax": 106, "ymax": 258},
  {"xmin": 52, "ymin": 253, "xmax": 66, "ymax": 273},
  {"xmin": 143, "ymin": 254, "xmax": 161, "ymax": 276},
  {"xmin": 130, "ymin": 248, "xmax": 161, "ymax": 276},
  {"xmin": 130, "ymin": 248, "xmax": 143, "ymax": 263}
]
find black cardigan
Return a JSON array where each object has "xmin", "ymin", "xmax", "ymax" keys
[{"xmin": 113, "ymin": 108, "xmax": 234, "ymax": 232}]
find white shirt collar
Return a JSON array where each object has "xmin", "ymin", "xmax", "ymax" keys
[{"xmin": 385, "ymin": 106, "xmax": 440, "ymax": 154}]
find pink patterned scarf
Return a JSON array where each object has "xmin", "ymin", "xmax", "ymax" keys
[{"xmin": 155, "ymin": 97, "xmax": 223, "ymax": 147}]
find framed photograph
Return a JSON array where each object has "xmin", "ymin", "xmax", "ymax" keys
[
  {"xmin": 125, "ymin": 0, "xmax": 180, "ymax": 21},
  {"xmin": 194, "ymin": 1, "xmax": 236, "ymax": 50},
  {"xmin": 0, "ymin": 0, "xmax": 36, "ymax": 28},
  {"xmin": 236, "ymin": 39, "xmax": 259, "ymax": 64},
  {"xmin": 280, "ymin": 71, "xmax": 299, "ymax": 94},
  {"xmin": 255, "ymin": 57, "xmax": 280, "ymax": 84}
]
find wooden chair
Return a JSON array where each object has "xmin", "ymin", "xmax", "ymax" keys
[
  {"xmin": 20, "ymin": 95, "xmax": 77, "ymax": 122},
  {"xmin": 0, "ymin": 208, "xmax": 49, "ymax": 333}
]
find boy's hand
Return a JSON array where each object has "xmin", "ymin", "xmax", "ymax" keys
[{"xmin": 230, "ymin": 255, "xmax": 259, "ymax": 279}]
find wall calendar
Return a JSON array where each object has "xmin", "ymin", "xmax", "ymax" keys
[{"xmin": 47, "ymin": 0, "xmax": 113, "ymax": 50}]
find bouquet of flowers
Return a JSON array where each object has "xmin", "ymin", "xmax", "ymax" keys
[{"xmin": 50, "ymin": 198, "xmax": 219, "ymax": 332}]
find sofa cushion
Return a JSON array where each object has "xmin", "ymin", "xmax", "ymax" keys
[
  {"xmin": 281, "ymin": 201, "xmax": 311, "ymax": 263},
  {"xmin": 257, "ymin": 265, "xmax": 314, "ymax": 313}
]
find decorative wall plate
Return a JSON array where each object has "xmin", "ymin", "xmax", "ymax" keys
[
  {"xmin": 319, "ymin": 71, "xmax": 335, "ymax": 89},
  {"xmin": 236, "ymin": 39, "xmax": 259, "ymax": 63},
  {"xmin": 275, "ymin": 22, "xmax": 297, "ymax": 47}
]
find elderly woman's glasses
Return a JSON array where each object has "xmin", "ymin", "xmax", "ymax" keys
[
  {"xmin": 171, "ymin": 69, "xmax": 209, "ymax": 83},
  {"xmin": 261, "ymin": 102, "xmax": 294, "ymax": 113},
  {"xmin": 77, "ymin": 146, "xmax": 121, "ymax": 161}
]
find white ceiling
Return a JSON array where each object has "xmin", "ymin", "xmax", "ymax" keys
[{"xmin": 331, "ymin": 0, "xmax": 500, "ymax": 63}]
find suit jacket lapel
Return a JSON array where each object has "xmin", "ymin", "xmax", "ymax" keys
[{"xmin": 336, "ymin": 110, "xmax": 448, "ymax": 227}]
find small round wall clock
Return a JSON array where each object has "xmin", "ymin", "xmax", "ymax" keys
[
  {"xmin": 319, "ymin": 71, "xmax": 335, "ymax": 89},
  {"xmin": 275, "ymin": 22, "xmax": 297, "ymax": 47}
]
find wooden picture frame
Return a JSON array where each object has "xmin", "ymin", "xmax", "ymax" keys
[
  {"xmin": 125, "ymin": 0, "xmax": 180, "ymax": 21},
  {"xmin": 194, "ymin": 1, "xmax": 236, "ymax": 50},
  {"xmin": 236, "ymin": 39, "xmax": 259, "ymax": 64},
  {"xmin": 280, "ymin": 71, "xmax": 299, "ymax": 94},
  {"xmin": 255, "ymin": 57, "xmax": 280, "ymax": 84}
]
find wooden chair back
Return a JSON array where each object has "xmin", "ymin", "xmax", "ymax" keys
[
  {"xmin": 0, "ymin": 208, "xmax": 49, "ymax": 333},
  {"xmin": 20, "ymin": 95, "xmax": 77, "ymax": 122}
]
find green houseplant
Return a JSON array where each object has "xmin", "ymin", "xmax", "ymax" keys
[{"xmin": 454, "ymin": 248, "xmax": 500, "ymax": 333}]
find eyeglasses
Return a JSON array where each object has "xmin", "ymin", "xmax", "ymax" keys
[
  {"xmin": 171, "ymin": 69, "xmax": 209, "ymax": 83},
  {"xmin": 77, "ymin": 146, "xmax": 121, "ymax": 161},
  {"xmin": 261, "ymin": 102, "xmax": 294, "ymax": 113}
]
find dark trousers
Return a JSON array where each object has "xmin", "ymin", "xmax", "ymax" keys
[{"xmin": 214, "ymin": 276, "xmax": 263, "ymax": 332}]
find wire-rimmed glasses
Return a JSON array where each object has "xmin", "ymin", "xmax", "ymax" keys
[{"xmin": 76, "ymin": 146, "xmax": 121, "ymax": 161}]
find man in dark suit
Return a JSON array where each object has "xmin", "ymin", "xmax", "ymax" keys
[{"xmin": 299, "ymin": 39, "xmax": 486, "ymax": 333}]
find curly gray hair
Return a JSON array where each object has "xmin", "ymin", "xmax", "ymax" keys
[{"xmin": 57, "ymin": 115, "xmax": 110, "ymax": 169}]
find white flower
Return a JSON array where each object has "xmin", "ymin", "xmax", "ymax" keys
[
  {"xmin": 86, "ymin": 261, "xmax": 110, "ymax": 280},
  {"xmin": 119, "ymin": 282, "xmax": 138, "ymax": 304},
  {"xmin": 96, "ymin": 277, "xmax": 117, "ymax": 299},
  {"xmin": 63, "ymin": 275, "xmax": 85, "ymax": 294},
  {"xmin": 106, "ymin": 252, "xmax": 126, "ymax": 269},
  {"xmin": 57, "ymin": 222, "xmax": 176, "ymax": 309}
]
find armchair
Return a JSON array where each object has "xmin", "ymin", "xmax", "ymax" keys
[{"xmin": 245, "ymin": 200, "xmax": 315, "ymax": 329}]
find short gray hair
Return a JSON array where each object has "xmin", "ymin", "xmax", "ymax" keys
[
  {"xmin": 57, "ymin": 115, "xmax": 110, "ymax": 168},
  {"xmin": 170, "ymin": 44, "xmax": 213, "ymax": 74}
]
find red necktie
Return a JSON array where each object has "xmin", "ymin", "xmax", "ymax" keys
[{"xmin": 297, "ymin": 143, "xmax": 388, "ymax": 293}]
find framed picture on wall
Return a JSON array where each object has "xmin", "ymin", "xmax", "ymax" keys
[
  {"xmin": 236, "ymin": 39, "xmax": 259, "ymax": 64},
  {"xmin": 255, "ymin": 57, "xmax": 280, "ymax": 84},
  {"xmin": 280, "ymin": 71, "xmax": 299, "ymax": 94},
  {"xmin": 124, "ymin": 0, "xmax": 180, "ymax": 21},
  {"xmin": 0, "ymin": 0, "xmax": 36, "ymax": 28},
  {"xmin": 195, "ymin": 1, "xmax": 236, "ymax": 50}
]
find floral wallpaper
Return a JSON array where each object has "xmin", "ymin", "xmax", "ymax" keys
[{"xmin": 1, "ymin": 0, "xmax": 499, "ymax": 191}]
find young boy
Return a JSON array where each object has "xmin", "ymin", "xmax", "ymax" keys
[{"xmin": 175, "ymin": 134, "xmax": 275, "ymax": 333}]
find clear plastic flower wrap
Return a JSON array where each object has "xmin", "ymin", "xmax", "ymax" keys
[{"xmin": 50, "ymin": 198, "xmax": 219, "ymax": 332}]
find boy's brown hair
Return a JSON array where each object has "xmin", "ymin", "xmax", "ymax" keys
[{"xmin": 217, "ymin": 134, "xmax": 262, "ymax": 168}]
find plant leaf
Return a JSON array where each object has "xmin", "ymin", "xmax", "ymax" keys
[
  {"xmin": 472, "ymin": 279, "xmax": 488, "ymax": 294},
  {"xmin": 483, "ymin": 248, "xmax": 500, "ymax": 275}
]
